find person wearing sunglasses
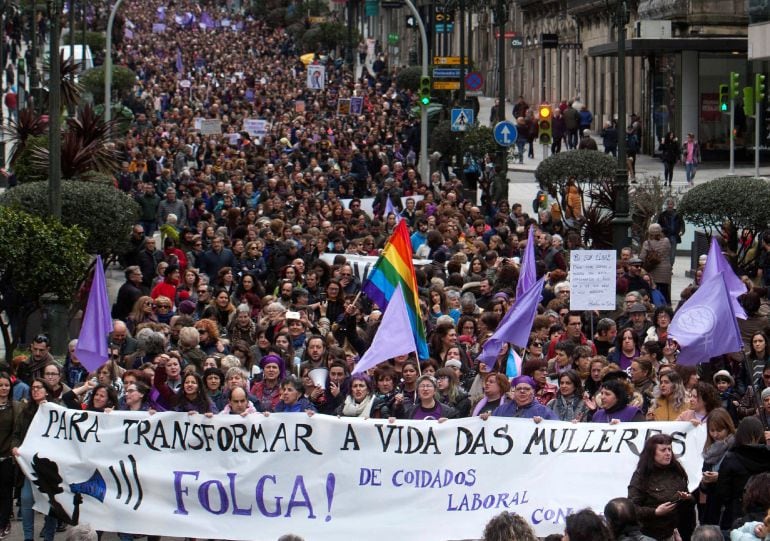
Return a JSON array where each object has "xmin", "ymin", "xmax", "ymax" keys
[{"xmin": 15, "ymin": 335, "xmax": 54, "ymax": 386}]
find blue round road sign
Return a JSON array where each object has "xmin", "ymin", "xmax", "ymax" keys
[{"xmin": 493, "ymin": 121, "xmax": 517, "ymax": 147}]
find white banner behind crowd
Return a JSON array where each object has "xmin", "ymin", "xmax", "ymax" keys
[{"xmin": 18, "ymin": 404, "xmax": 706, "ymax": 540}]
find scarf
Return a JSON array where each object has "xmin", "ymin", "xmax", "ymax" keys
[
  {"xmin": 341, "ymin": 394, "xmax": 374, "ymax": 418},
  {"xmin": 702, "ymin": 434, "xmax": 734, "ymax": 469}
]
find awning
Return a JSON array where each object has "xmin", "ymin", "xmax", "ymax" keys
[{"xmin": 588, "ymin": 37, "xmax": 748, "ymax": 57}]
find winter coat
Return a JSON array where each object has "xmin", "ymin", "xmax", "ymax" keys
[
  {"xmin": 716, "ymin": 444, "xmax": 770, "ymax": 528},
  {"xmin": 640, "ymin": 237, "xmax": 672, "ymax": 286},
  {"xmin": 628, "ymin": 465, "xmax": 690, "ymax": 540}
]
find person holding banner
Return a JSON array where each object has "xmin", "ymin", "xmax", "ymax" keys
[
  {"xmin": 0, "ymin": 373, "xmax": 22, "ymax": 540},
  {"xmin": 402, "ymin": 375, "xmax": 457, "ymax": 420},
  {"xmin": 12, "ymin": 379, "xmax": 58, "ymax": 541},
  {"xmin": 274, "ymin": 376, "xmax": 317, "ymax": 414},
  {"xmin": 588, "ymin": 378, "xmax": 645, "ymax": 423},
  {"xmin": 628, "ymin": 434, "xmax": 694, "ymax": 541},
  {"xmin": 488, "ymin": 376, "xmax": 557, "ymax": 421},
  {"xmin": 336, "ymin": 374, "xmax": 375, "ymax": 418}
]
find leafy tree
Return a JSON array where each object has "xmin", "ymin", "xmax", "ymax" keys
[
  {"xmin": 679, "ymin": 176, "xmax": 770, "ymax": 267},
  {"xmin": 535, "ymin": 150, "xmax": 616, "ymax": 197},
  {"xmin": 396, "ymin": 67, "xmax": 422, "ymax": 92},
  {"xmin": 0, "ymin": 207, "xmax": 89, "ymax": 363},
  {"xmin": 0, "ymin": 180, "xmax": 139, "ymax": 257},
  {"xmin": 11, "ymin": 135, "xmax": 48, "ymax": 184},
  {"xmin": 80, "ymin": 65, "xmax": 138, "ymax": 105}
]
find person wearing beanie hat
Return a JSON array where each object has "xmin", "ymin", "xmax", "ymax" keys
[
  {"xmin": 250, "ymin": 353, "xmax": 285, "ymax": 412},
  {"xmin": 403, "ymin": 375, "xmax": 458, "ymax": 420},
  {"xmin": 488, "ymin": 375, "xmax": 557, "ymax": 421},
  {"xmin": 588, "ymin": 379, "xmax": 645, "ymax": 423},
  {"xmin": 713, "ymin": 370, "xmax": 741, "ymax": 423}
]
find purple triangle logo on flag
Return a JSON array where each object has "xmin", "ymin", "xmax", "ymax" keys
[
  {"xmin": 701, "ymin": 236, "xmax": 747, "ymax": 319},
  {"xmin": 352, "ymin": 284, "xmax": 416, "ymax": 374},
  {"xmin": 74, "ymin": 256, "xmax": 113, "ymax": 372}
]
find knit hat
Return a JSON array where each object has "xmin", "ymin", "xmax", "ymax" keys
[
  {"xmin": 444, "ymin": 359, "xmax": 462, "ymax": 370},
  {"xmin": 177, "ymin": 300, "xmax": 196, "ymax": 315},
  {"xmin": 712, "ymin": 370, "xmax": 734, "ymax": 386},
  {"xmin": 510, "ymin": 375, "xmax": 536, "ymax": 389},
  {"xmin": 260, "ymin": 354, "xmax": 286, "ymax": 380}
]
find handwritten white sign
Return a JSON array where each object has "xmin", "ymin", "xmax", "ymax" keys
[{"xmin": 569, "ymin": 250, "xmax": 617, "ymax": 311}]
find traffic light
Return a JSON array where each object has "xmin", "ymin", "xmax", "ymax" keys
[
  {"xmin": 538, "ymin": 104, "xmax": 552, "ymax": 145},
  {"xmin": 729, "ymin": 71, "xmax": 740, "ymax": 99},
  {"xmin": 756, "ymin": 74, "xmax": 766, "ymax": 102},
  {"xmin": 719, "ymin": 84, "xmax": 729, "ymax": 112},
  {"xmin": 419, "ymin": 76, "xmax": 431, "ymax": 106},
  {"xmin": 744, "ymin": 87, "xmax": 755, "ymax": 117}
]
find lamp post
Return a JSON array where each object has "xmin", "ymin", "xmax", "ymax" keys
[
  {"xmin": 611, "ymin": 0, "xmax": 631, "ymax": 251},
  {"xmin": 30, "ymin": 0, "xmax": 38, "ymax": 110},
  {"xmin": 48, "ymin": 0, "xmax": 62, "ymax": 219},
  {"xmin": 0, "ymin": 0, "xmax": 6, "ymax": 168},
  {"xmin": 494, "ymin": 0, "xmax": 508, "ymax": 204},
  {"xmin": 104, "ymin": 0, "xmax": 124, "ymax": 124}
]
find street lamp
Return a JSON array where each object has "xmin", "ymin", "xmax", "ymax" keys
[
  {"xmin": 48, "ymin": 0, "xmax": 62, "ymax": 219},
  {"xmin": 611, "ymin": 0, "xmax": 631, "ymax": 251},
  {"xmin": 494, "ymin": 0, "xmax": 508, "ymax": 204},
  {"xmin": 104, "ymin": 0, "xmax": 125, "ymax": 123}
]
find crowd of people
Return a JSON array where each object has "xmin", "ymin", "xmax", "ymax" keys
[{"xmin": 1, "ymin": 0, "xmax": 770, "ymax": 540}]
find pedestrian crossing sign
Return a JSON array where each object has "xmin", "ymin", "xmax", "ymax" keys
[{"xmin": 451, "ymin": 108, "xmax": 474, "ymax": 132}]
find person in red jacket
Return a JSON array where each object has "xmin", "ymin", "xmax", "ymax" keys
[{"xmin": 151, "ymin": 265, "xmax": 181, "ymax": 308}]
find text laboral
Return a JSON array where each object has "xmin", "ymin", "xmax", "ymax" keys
[{"xmin": 17, "ymin": 404, "xmax": 706, "ymax": 540}]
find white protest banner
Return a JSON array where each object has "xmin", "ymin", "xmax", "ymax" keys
[
  {"xmin": 243, "ymin": 118, "xmax": 269, "ymax": 137},
  {"xmin": 199, "ymin": 119, "xmax": 222, "ymax": 136},
  {"xmin": 306, "ymin": 65, "xmax": 325, "ymax": 90},
  {"xmin": 570, "ymin": 249, "xmax": 617, "ymax": 311},
  {"xmin": 18, "ymin": 404, "xmax": 705, "ymax": 540}
]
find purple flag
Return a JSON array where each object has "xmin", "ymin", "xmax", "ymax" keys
[
  {"xmin": 176, "ymin": 49, "xmax": 184, "ymax": 74},
  {"xmin": 201, "ymin": 12, "xmax": 215, "ymax": 29},
  {"xmin": 152, "ymin": 23, "xmax": 166, "ymax": 33},
  {"xmin": 478, "ymin": 276, "xmax": 545, "ymax": 369},
  {"xmin": 668, "ymin": 271, "xmax": 744, "ymax": 366},
  {"xmin": 156, "ymin": 6, "xmax": 165, "ymax": 20},
  {"xmin": 74, "ymin": 256, "xmax": 113, "ymax": 372},
  {"xmin": 702, "ymin": 236, "xmax": 747, "ymax": 319},
  {"xmin": 352, "ymin": 284, "xmax": 417, "ymax": 374},
  {"xmin": 384, "ymin": 196, "xmax": 400, "ymax": 223},
  {"xmin": 516, "ymin": 225, "xmax": 536, "ymax": 301}
]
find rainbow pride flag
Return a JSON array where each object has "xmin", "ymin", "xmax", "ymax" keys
[{"xmin": 362, "ymin": 220, "xmax": 429, "ymax": 359}]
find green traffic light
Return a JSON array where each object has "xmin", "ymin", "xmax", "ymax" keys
[
  {"xmin": 720, "ymin": 103, "xmax": 728, "ymax": 112},
  {"xmin": 420, "ymin": 96, "xmax": 430, "ymax": 105}
]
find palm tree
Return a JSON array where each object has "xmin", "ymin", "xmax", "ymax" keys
[{"xmin": 30, "ymin": 104, "xmax": 121, "ymax": 180}]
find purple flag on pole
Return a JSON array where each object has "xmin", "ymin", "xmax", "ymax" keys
[
  {"xmin": 668, "ymin": 271, "xmax": 744, "ymax": 366},
  {"xmin": 352, "ymin": 284, "xmax": 417, "ymax": 374},
  {"xmin": 124, "ymin": 28, "xmax": 133, "ymax": 40},
  {"xmin": 176, "ymin": 49, "xmax": 184, "ymax": 74},
  {"xmin": 384, "ymin": 197, "xmax": 400, "ymax": 223},
  {"xmin": 702, "ymin": 236, "xmax": 747, "ymax": 319},
  {"xmin": 516, "ymin": 225, "xmax": 536, "ymax": 301},
  {"xmin": 156, "ymin": 6, "xmax": 165, "ymax": 20},
  {"xmin": 74, "ymin": 256, "xmax": 113, "ymax": 372},
  {"xmin": 478, "ymin": 276, "xmax": 545, "ymax": 369},
  {"xmin": 152, "ymin": 23, "xmax": 166, "ymax": 33}
]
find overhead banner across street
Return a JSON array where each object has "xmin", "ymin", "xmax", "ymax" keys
[{"xmin": 17, "ymin": 404, "xmax": 706, "ymax": 539}]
